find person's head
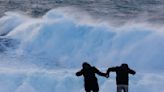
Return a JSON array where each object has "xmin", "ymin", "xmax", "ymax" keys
[
  {"xmin": 82, "ymin": 62, "xmax": 91, "ymax": 69},
  {"xmin": 121, "ymin": 63, "xmax": 129, "ymax": 69}
]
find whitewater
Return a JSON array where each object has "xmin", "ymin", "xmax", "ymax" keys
[{"xmin": 0, "ymin": 6, "xmax": 164, "ymax": 92}]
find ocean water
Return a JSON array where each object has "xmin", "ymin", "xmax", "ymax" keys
[{"xmin": 0, "ymin": 1, "xmax": 164, "ymax": 92}]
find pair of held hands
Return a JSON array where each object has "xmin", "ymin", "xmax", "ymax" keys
[{"xmin": 104, "ymin": 73, "xmax": 110, "ymax": 78}]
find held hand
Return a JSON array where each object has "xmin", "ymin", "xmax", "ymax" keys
[
  {"xmin": 105, "ymin": 74, "xmax": 109, "ymax": 78},
  {"xmin": 76, "ymin": 73, "xmax": 78, "ymax": 76}
]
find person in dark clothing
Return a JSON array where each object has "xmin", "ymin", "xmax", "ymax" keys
[
  {"xmin": 76, "ymin": 62, "xmax": 107, "ymax": 92},
  {"xmin": 106, "ymin": 63, "xmax": 136, "ymax": 92}
]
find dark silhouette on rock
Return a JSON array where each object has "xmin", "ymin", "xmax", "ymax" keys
[
  {"xmin": 106, "ymin": 63, "xmax": 136, "ymax": 92},
  {"xmin": 76, "ymin": 62, "xmax": 106, "ymax": 92}
]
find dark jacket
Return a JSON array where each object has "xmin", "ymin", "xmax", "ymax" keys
[
  {"xmin": 76, "ymin": 66, "xmax": 106, "ymax": 91},
  {"xmin": 107, "ymin": 66, "xmax": 136, "ymax": 85}
]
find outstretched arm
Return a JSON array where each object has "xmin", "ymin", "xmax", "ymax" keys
[
  {"xmin": 106, "ymin": 67, "xmax": 118, "ymax": 75},
  {"xmin": 76, "ymin": 69, "xmax": 83, "ymax": 76},
  {"xmin": 128, "ymin": 68, "xmax": 136, "ymax": 75},
  {"xmin": 93, "ymin": 67, "xmax": 106, "ymax": 77}
]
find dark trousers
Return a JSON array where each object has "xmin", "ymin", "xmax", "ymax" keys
[{"xmin": 85, "ymin": 78, "xmax": 99, "ymax": 92}]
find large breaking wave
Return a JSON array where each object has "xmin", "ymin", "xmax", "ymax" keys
[{"xmin": 0, "ymin": 7, "xmax": 164, "ymax": 92}]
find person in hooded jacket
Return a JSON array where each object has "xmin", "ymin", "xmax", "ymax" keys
[
  {"xmin": 76, "ymin": 62, "xmax": 107, "ymax": 92},
  {"xmin": 106, "ymin": 63, "xmax": 136, "ymax": 92}
]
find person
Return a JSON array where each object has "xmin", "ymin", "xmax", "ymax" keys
[
  {"xmin": 76, "ymin": 62, "xmax": 107, "ymax": 92},
  {"xmin": 106, "ymin": 63, "xmax": 136, "ymax": 92}
]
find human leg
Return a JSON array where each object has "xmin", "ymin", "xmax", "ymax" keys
[
  {"xmin": 117, "ymin": 85, "xmax": 122, "ymax": 92},
  {"xmin": 86, "ymin": 90, "xmax": 91, "ymax": 92},
  {"xmin": 123, "ymin": 85, "xmax": 128, "ymax": 92},
  {"xmin": 93, "ymin": 90, "xmax": 98, "ymax": 92}
]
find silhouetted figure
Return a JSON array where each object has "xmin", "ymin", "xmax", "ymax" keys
[
  {"xmin": 106, "ymin": 63, "xmax": 136, "ymax": 92},
  {"xmin": 76, "ymin": 62, "xmax": 106, "ymax": 92}
]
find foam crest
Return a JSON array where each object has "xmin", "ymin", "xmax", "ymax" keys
[{"xmin": 0, "ymin": 8, "xmax": 163, "ymax": 71}]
